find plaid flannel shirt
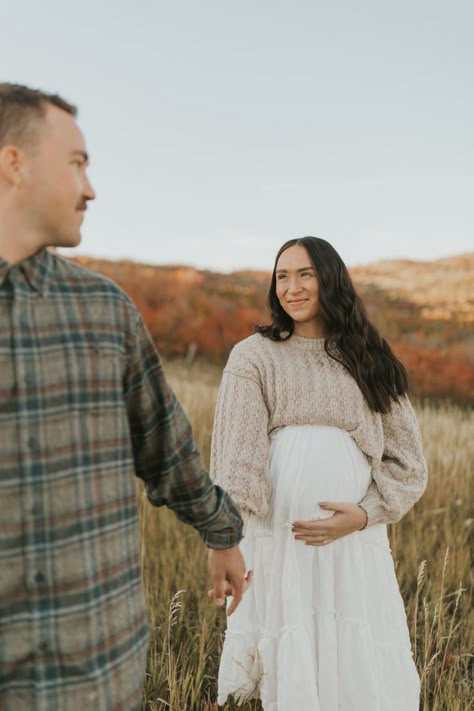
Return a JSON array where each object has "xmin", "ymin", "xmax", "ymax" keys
[{"xmin": 0, "ymin": 248, "xmax": 242, "ymax": 711}]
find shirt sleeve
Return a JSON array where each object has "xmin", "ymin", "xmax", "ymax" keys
[
  {"xmin": 124, "ymin": 313, "xmax": 243, "ymax": 549},
  {"xmin": 358, "ymin": 395, "xmax": 428, "ymax": 526},
  {"xmin": 210, "ymin": 353, "xmax": 273, "ymax": 523}
]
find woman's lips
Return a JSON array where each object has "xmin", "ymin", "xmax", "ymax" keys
[{"xmin": 287, "ymin": 299, "xmax": 309, "ymax": 306}]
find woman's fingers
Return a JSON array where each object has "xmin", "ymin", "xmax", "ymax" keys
[
  {"xmin": 292, "ymin": 502, "xmax": 352, "ymax": 531},
  {"xmin": 294, "ymin": 532, "xmax": 330, "ymax": 541},
  {"xmin": 296, "ymin": 535, "xmax": 333, "ymax": 546},
  {"xmin": 293, "ymin": 503, "xmax": 367, "ymax": 544},
  {"xmin": 292, "ymin": 520, "xmax": 329, "ymax": 532},
  {"xmin": 292, "ymin": 519, "xmax": 332, "ymax": 535},
  {"xmin": 320, "ymin": 501, "xmax": 356, "ymax": 514},
  {"xmin": 293, "ymin": 512, "xmax": 347, "ymax": 541},
  {"xmin": 293, "ymin": 527, "xmax": 333, "ymax": 545}
]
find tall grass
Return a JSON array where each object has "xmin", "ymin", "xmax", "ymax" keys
[{"xmin": 140, "ymin": 360, "xmax": 473, "ymax": 710}]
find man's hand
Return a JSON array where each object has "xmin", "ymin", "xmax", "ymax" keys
[
  {"xmin": 207, "ymin": 546, "xmax": 253, "ymax": 616},
  {"xmin": 292, "ymin": 501, "xmax": 368, "ymax": 546}
]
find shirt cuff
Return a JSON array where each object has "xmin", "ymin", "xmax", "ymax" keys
[{"xmin": 200, "ymin": 514, "xmax": 244, "ymax": 549}]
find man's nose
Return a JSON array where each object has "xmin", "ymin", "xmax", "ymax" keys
[{"xmin": 83, "ymin": 176, "xmax": 96, "ymax": 201}]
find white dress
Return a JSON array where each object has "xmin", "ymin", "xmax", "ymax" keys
[{"xmin": 218, "ymin": 425, "xmax": 420, "ymax": 711}]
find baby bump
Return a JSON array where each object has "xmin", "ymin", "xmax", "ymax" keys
[{"xmin": 269, "ymin": 425, "xmax": 372, "ymax": 523}]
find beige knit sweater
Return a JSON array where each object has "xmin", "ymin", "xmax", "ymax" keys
[{"xmin": 210, "ymin": 333, "xmax": 428, "ymax": 527}]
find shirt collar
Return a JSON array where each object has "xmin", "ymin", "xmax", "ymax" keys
[
  {"xmin": 0, "ymin": 248, "xmax": 56, "ymax": 294},
  {"xmin": 0, "ymin": 257, "xmax": 9, "ymax": 289}
]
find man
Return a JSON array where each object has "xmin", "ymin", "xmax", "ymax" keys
[{"xmin": 0, "ymin": 83, "xmax": 248, "ymax": 710}]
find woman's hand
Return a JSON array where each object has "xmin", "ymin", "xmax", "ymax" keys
[{"xmin": 292, "ymin": 502, "xmax": 368, "ymax": 546}]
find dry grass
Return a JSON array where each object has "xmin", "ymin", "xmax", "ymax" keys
[{"xmin": 139, "ymin": 360, "xmax": 473, "ymax": 710}]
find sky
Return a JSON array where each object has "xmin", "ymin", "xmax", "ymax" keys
[{"xmin": 1, "ymin": 0, "xmax": 473, "ymax": 272}]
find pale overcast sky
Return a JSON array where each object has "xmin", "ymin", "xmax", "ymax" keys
[{"xmin": 2, "ymin": 0, "xmax": 473, "ymax": 271}]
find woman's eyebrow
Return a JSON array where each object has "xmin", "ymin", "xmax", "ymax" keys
[{"xmin": 275, "ymin": 266, "xmax": 314, "ymax": 274}]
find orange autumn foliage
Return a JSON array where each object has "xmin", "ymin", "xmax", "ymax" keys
[{"xmin": 70, "ymin": 255, "xmax": 474, "ymax": 405}]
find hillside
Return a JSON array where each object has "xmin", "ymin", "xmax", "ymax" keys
[
  {"xmin": 351, "ymin": 253, "xmax": 473, "ymax": 324},
  {"xmin": 69, "ymin": 253, "xmax": 474, "ymax": 404}
]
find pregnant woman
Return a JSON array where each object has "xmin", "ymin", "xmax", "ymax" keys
[{"xmin": 210, "ymin": 237, "xmax": 427, "ymax": 711}]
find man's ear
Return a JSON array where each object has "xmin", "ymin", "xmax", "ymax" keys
[{"xmin": 0, "ymin": 145, "xmax": 28, "ymax": 187}]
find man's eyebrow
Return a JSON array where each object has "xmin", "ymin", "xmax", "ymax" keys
[
  {"xmin": 71, "ymin": 150, "xmax": 89, "ymax": 163},
  {"xmin": 275, "ymin": 266, "xmax": 314, "ymax": 273}
]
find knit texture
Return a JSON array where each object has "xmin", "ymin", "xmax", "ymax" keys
[{"xmin": 210, "ymin": 333, "xmax": 428, "ymax": 527}]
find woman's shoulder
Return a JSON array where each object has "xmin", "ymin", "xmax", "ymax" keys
[
  {"xmin": 225, "ymin": 333, "xmax": 273, "ymax": 379},
  {"xmin": 229, "ymin": 332, "xmax": 270, "ymax": 356}
]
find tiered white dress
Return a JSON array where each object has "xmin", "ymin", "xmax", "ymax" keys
[{"xmin": 218, "ymin": 425, "xmax": 420, "ymax": 711}]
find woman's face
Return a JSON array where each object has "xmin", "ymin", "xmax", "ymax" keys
[{"xmin": 275, "ymin": 245, "xmax": 320, "ymax": 327}]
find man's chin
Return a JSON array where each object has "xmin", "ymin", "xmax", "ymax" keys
[{"xmin": 54, "ymin": 232, "xmax": 82, "ymax": 249}]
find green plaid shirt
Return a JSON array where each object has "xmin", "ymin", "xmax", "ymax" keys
[{"xmin": 0, "ymin": 248, "xmax": 242, "ymax": 711}]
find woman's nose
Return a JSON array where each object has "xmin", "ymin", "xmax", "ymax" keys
[{"xmin": 288, "ymin": 278, "xmax": 303, "ymax": 293}]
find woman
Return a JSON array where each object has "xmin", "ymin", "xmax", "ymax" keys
[{"xmin": 210, "ymin": 237, "xmax": 427, "ymax": 711}]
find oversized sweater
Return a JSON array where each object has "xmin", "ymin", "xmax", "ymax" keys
[{"xmin": 210, "ymin": 333, "xmax": 428, "ymax": 527}]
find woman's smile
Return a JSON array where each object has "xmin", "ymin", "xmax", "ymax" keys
[{"xmin": 287, "ymin": 298, "xmax": 309, "ymax": 306}]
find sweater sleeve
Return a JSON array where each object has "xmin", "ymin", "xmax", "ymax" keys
[
  {"xmin": 358, "ymin": 395, "xmax": 428, "ymax": 526},
  {"xmin": 210, "ymin": 346, "xmax": 272, "ymax": 523}
]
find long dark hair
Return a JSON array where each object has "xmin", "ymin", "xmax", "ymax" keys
[{"xmin": 255, "ymin": 236, "xmax": 409, "ymax": 413}]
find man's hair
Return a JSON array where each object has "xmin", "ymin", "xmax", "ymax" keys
[{"xmin": 0, "ymin": 83, "xmax": 77, "ymax": 150}]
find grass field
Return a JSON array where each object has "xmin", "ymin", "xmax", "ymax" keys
[{"xmin": 139, "ymin": 360, "xmax": 473, "ymax": 710}]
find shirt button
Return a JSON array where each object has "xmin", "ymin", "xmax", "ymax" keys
[
  {"xmin": 34, "ymin": 572, "xmax": 46, "ymax": 585},
  {"xmin": 27, "ymin": 437, "xmax": 38, "ymax": 451}
]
